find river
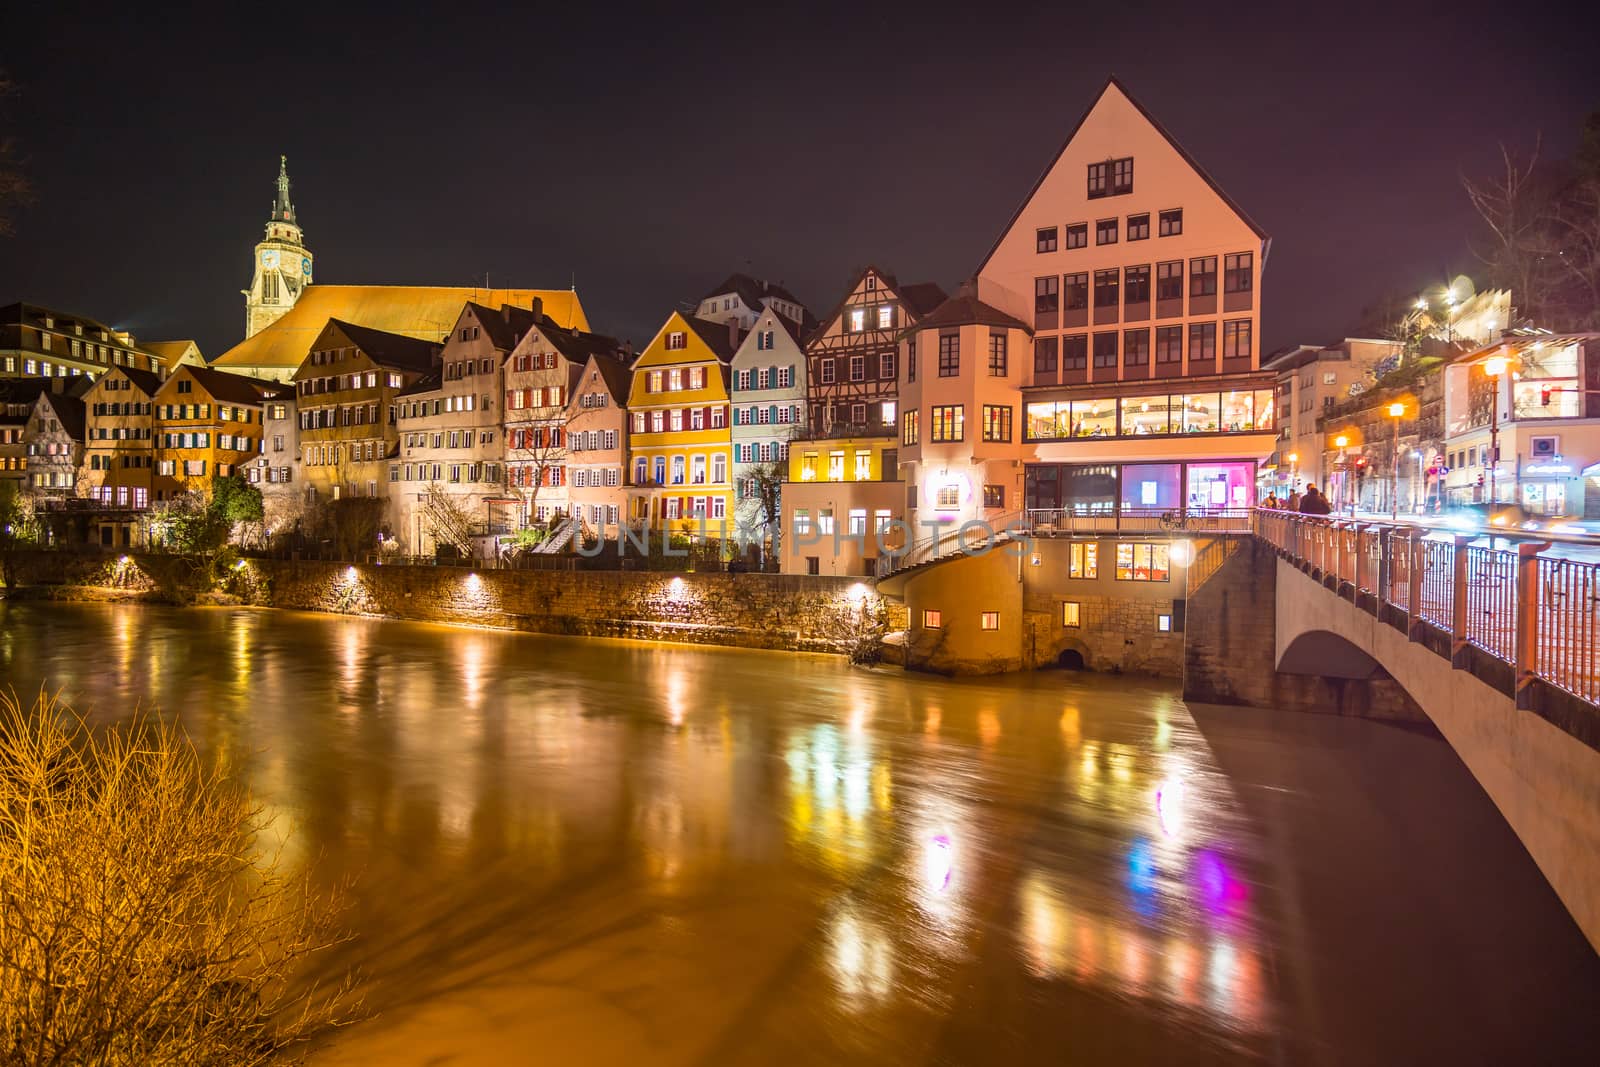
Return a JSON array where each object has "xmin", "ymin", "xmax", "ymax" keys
[{"xmin": 0, "ymin": 601, "xmax": 1594, "ymax": 1065}]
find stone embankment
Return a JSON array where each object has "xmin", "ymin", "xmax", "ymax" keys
[{"xmin": 0, "ymin": 551, "xmax": 904, "ymax": 656}]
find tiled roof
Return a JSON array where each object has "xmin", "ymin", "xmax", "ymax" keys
[
  {"xmin": 912, "ymin": 293, "xmax": 1030, "ymax": 333},
  {"xmin": 699, "ymin": 272, "xmax": 804, "ymax": 313},
  {"xmin": 683, "ymin": 315, "xmax": 741, "ymax": 361},
  {"xmin": 396, "ymin": 371, "xmax": 442, "ymax": 399},
  {"xmin": 179, "ymin": 365, "xmax": 283, "ymax": 405},
  {"xmin": 41, "ymin": 391, "xmax": 86, "ymax": 441},
  {"xmin": 330, "ymin": 319, "xmax": 441, "ymax": 373},
  {"xmin": 465, "ymin": 301, "xmax": 540, "ymax": 352},
  {"xmin": 210, "ymin": 285, "xmax": 589, "ymax": 372},
  {"xmin": 117, "ymin": 367, "xmax": 166, "ymax": 396},
  {"xmin": 898, "ymin": 282, "xmax": 949, "ymax": 319}
]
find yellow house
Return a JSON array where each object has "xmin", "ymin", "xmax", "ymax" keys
[
  {"xmin": 781, "ymin": 435, "xmax": 906, "ymax": 576},
  {"xmin": 626, "ymin": 313, "xmax": 740, "ymax": 533},
  {"xmin": 152, "ymin": 365, "xmax": 280, "ymax": 497}
]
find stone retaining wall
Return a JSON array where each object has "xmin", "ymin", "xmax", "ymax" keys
[{"xmin": 2, "ymin": 550, "xmax": 905, "ymax": 656}]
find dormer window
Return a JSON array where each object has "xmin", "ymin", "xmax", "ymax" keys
[{"xmin": 1088, "ymin": 157, "xmax": 1134, "ymax": 199}]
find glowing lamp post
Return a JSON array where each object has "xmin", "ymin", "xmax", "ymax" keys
[
  {"xmin": 1483, "ymin": 355, "xmax": 1508, "ymax": 506},
  {"xmin": 1334, "ymin": 435, "xmax": 1350, "ymax": 512},
  {"xmin": 1386, "ymin": 402, "xmax": 1405, "ymax": 520},
  {"xmin": 1287, "ymin": 452, "xmax": 1298, "ymax": 493}
]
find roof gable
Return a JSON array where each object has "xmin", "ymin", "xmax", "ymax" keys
[
  {"xmin": 808, "ymin": 266, "xmax": 947, "ymax": 346},
  {"xmin": 975, "ymin": 76, "xmax": 1268, "ymax": 277}
]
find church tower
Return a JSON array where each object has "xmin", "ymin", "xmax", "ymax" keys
[{"xmin": 242, "ymin": 156, "xmax": 313, "ymax": 339}]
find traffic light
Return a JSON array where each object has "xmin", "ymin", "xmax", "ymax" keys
[
  {"xmin": 1541, "ymin": 385, "xmax": 1553, "ymax": 406},
  {"xmin": 1354, "ymin": 456, "xmax": 1368, "ymax": 479},
  {"xmin": 1477, "ymin": 473, "xmax": 1485, "ymax": 488}
]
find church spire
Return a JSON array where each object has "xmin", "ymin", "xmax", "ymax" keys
[{"xmin": 271, "ymin": 155, "xmax": 296, "ymax": 225}]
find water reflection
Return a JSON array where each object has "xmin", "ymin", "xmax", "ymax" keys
[{"xmin": 0, "ymin": 603, "xmax": 1326, "ymax": 1060}]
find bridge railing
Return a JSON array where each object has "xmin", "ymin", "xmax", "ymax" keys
[{"xmin": 1252, "ymin": 509, "xmax": 1600, "ymax": 709}]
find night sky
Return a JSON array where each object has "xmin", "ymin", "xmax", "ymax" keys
[{"xmin": 0, "ymin": 2, "xmax": 1593, "ymax": 359}]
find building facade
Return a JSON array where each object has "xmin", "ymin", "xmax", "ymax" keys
[
  {"xmin": 970, "ymin": 76, "xmax": 1276, "ymax": 524},
  {"xmin": 2, "ymin": 303, "xmax": 168, "ymax": 382},
  {"xmin": 897, "ymin": 293, "xmax": 1034, "ymax": 534},
  {"xmin": 626, "ymin": 313, "xmax": 738, "ymax": 533},
  {"xmin": 1441, "ymin": 333, "xmax": 1600, "ymax": 518},
  {"xmin": 81, "ymin": 367, "xmax": 163, "ymax": 508},
  {"xmin": 151, "ymin": 366, "xmax": 275, "ymax": 496},
  {"xmin": 806, "ymin": 267, "xmax": 945, "ymax": 438},
  {"xmin": 1265, "ymin": 338, "xmax": 1402, "ymax": 497},
  {"xmin": 565, "ymin": 351, "xmax": 633, "ymax": 538},
  {"xmin": 0, "ymin": 380, "xmax": 52, "ymax": 489},
  {"xmin": 693, "ymin": 272, "xmax": 809, "ymax": 331},
  {"xmin": 781, "ymin": 435, "xmax": 904, "ymax": 576},
  {"xmin": 294, "ymin": 319, "xmax": 439, "ymax": 503},
  {"xmin": 730, "ymin": 307, "xmax": 807, "ymax": 544},
  {"xmin": 393, "ymin": 302, "xmax": 537, "ymax": 553},
  {"xmin": 502, "ymin": 316, "xmax": 622, "ymax": 526},
  {"xmin": 243, "ymin": 157, "xmax": 313, "ymax": 340},
  {"xmin": 24, "ymin": 387, "xmax": 87, "ymax": 500}
]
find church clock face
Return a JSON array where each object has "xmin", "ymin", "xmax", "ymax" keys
[
  {"xmin": 261, "ymin": 250, "xmax": 279, "ymax": 269},
  {"xmin": 302, "ymin": 257, "xmax": 312, "ymax": 279}
]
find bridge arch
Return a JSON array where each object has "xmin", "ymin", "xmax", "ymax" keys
[{"xmin": 1277, "ymin": 629, "xmax": 1383, "ymax": 680}]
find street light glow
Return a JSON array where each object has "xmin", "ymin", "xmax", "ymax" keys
[
  {"xmin": 1387, "ymin": 402, "xmax": 1405, "ymax": 418},
  {"xmin": 1335, "ymin": 435, "xmax": 1349, "ymax": 449},
  {"xmin": 1483, "ymin": 355, "xmax": 1508, "ymax": 377}
]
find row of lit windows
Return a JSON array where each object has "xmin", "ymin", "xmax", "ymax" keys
[
  {"xmin": 631, "ymin": 453, "xmax": 729, "ymax": 486},
  {"xmin": 1029, "ymin": 321, "xmax": 1254, "ymax": 373},
  {"xmin": 818, "ymin": 352, "xmax": 895, "ymax": 384},
  {"xmin": 1023, "ymin": 389, "xmax": 1275, "ymax": 439},
  {"xmin": 899, "ymin": 404, "xmax": 1015, "ymax": 445},
  {"xmin": 734, "ymin": 366, "xmax": 796, "ymax": 390},
  {"xmin": 391, "ymin": 462, "xmax": 501, "ymax": 485},
  {"xmin": 1034, "ymin": 254, "xmax": 1253, "ymax": 315},
  {"xmin": 631, "ymin": 407, "xmax": 729, "ymax": 433},
  {"xmin": 403, "ymin": 430, "xmax": 495, "ymax": 450},
  {"xmin": 646, "ymin": 366, "xmax": 708, "ymax": 391},
  {"xmin": 1037, "ymin": 209, "xmax": 1183, "ymax": 252},
  {"xmin": 297, "ymin": 371, "xmax": 404, "ymax": 394},
  {"xmin": 733, "ymin": 405, "xmax": 800, "ymax": 426}
]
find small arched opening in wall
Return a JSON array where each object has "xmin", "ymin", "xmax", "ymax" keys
[{"xmin": 1054, "ymin": 637, "xmax": 1092, "ymax": 671}]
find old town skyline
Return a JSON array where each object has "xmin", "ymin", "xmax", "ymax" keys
[{"xmin": 0, "ymin": 2, "xmax": 1594, "ymax": 358}]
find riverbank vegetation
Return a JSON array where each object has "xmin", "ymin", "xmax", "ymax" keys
[{"xmin": 0, "ymin": 693, "xmax": 361, "ymax": 1065}]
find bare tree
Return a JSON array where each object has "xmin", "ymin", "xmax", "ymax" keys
[
  {"xmin": 505, "ymin": 421, "xmax": 566, "ymax": 526},
  {"xmin": 739, "ymin": 458, "xmax": 786, "ymax": 563},
  {"xmin": 0, "ymin": 692, "xmax": 361, "ymax": 1065},
  {"xmin": 1550, "ymin": 177, "xmax": 1600, "ymax": 327},
  {"xmin": 1462, "ymin": 137, "xmax": 1559, "ymax": 320}
]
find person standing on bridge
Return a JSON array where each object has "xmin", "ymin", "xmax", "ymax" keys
[
  {"xmin": 1299, "ymin": 485, "xmax": 1332, "ymax": 516},
  {"xmin": 1286, "ymin": 489, "xmax": 1302, "ymax": 511}
]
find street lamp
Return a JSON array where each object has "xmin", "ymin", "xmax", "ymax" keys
[
  {"xmin": 1287, "ymin": 451, "xmax": 1298, "ymax": 492},
  {"xmin": 1334, "ymin": 434, "xmax": 1350, "ymax": 512},
  {"xmin": 1386, "ymin": 402, "xmax": 1405, "ymax": 520},
  {"xmin": 1483, "ymin": 355, "xmax": 1508, "ymax": 506}
]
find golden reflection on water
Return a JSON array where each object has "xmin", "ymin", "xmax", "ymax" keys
[{"xmin": 7, "ymin": 603, "xmax": 1280, "ymax": 1053}]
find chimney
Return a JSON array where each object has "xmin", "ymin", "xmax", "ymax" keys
[
  {"xmin": 728, "ymin": 318, "xmax": 739, "ymax": 351},
  {"xmin": 531, "ymin": 296, "xmax": 544, "ymax": 322},
  {"xmin": 621, "ymin": 340, "xmax": 634, "ymax": 360},
  {"xmin": 502, "ymin": 304, "xmax": 512, "ymax": 324}
]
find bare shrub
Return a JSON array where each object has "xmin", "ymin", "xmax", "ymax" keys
[{"xmin": 0, "ymin": 692, "xmax": 361, "ymax": 1065}]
